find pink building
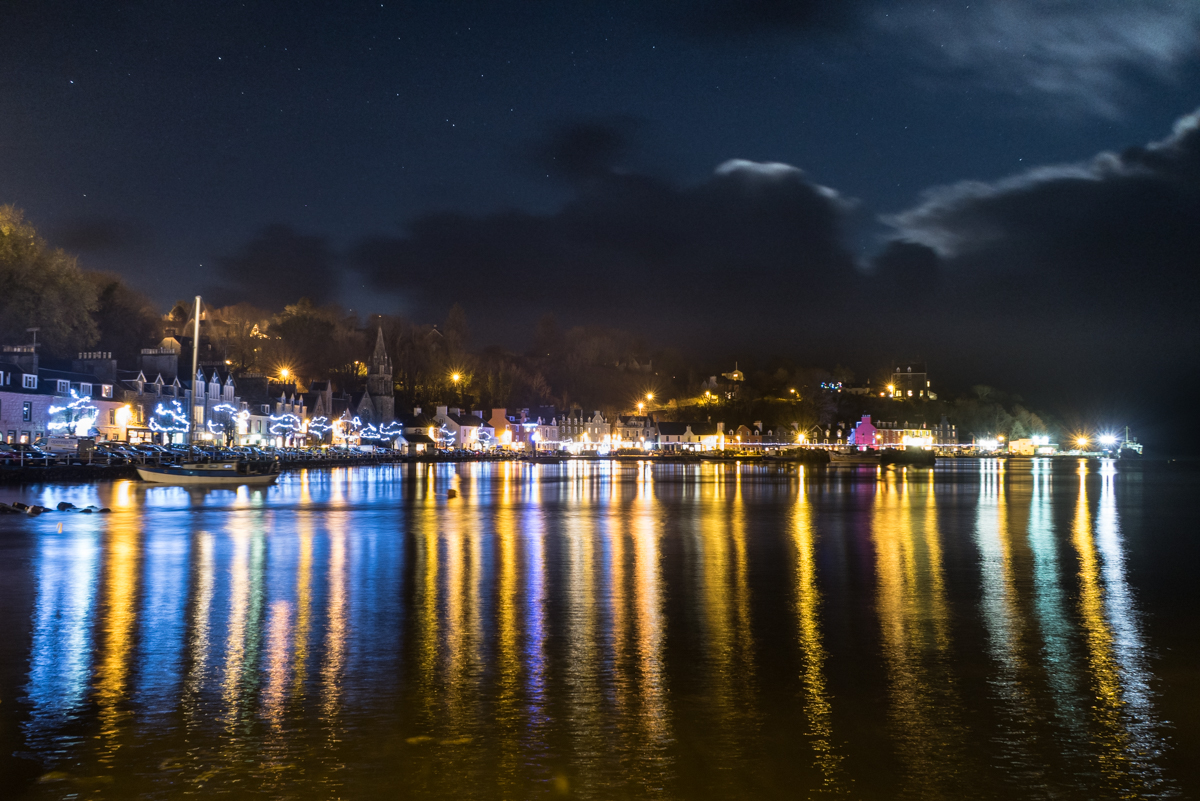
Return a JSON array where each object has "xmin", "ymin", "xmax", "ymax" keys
[{"xmin": 850, "ymin": 414, "xmax": 877, "ymax": 449}]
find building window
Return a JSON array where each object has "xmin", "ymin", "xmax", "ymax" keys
[
  {"xmin": 23, "ymin": 402, "xmax": 32, "ymax": 422},
  {"xmin": 101, "ymin": 385, "xmax": 112, "ymax": 398},
  {"xmin": 23, "ymin": 374, "xmax": 36, "ymax": 389},
  {"xmin": 57, "ymin": 380, "xmax": 69, "ymax": 394},
  {"xmin": 6, "ymin": 431, "xmax": 14, "ymax": 444},
  {"xmin": 109, "ymin": 409, "xmax": 116, "ymax": 425},
  {"xmin": 81, "ymin": 382, "xmax": 92, "ymax": 396}
]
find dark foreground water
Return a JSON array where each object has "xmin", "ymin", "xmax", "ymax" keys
[{"xmin": 0, "ymin": 460, "xmax": 1197, "ymax": 799}]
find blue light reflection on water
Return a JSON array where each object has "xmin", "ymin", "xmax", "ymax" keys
[
  {"xmin": 3, "ymin": 461, "xmax": 1194, "ymax": 799},
  {"xmin": 24, "ymin": 524, "xmax": 99, "ymax": 759}
]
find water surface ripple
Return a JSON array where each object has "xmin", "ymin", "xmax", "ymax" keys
[{"xmin": 0, "ymin": 460, "xmax": 1196, "ymax": 799}]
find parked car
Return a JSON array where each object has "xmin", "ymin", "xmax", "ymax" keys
[{"xmin": 3, "ymin": 443, "xmax": 51, "ymax": 466}]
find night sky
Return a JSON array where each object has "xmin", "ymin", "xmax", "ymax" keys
[{"xmin": 4, "ymin": 1, "xmax": 1200, "ymax": 439}]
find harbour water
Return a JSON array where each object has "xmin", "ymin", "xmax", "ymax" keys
[{"xmin": 0, "ymin": 460, "xmax": 1196, "ymax": 799}]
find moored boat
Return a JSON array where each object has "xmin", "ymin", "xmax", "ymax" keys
[
  {"xmin": 829, "ymin": 451, "xmax": 881, "ymax": 465},
  {"xmin": 137, "ymin": 459, "xmax": 279, "ymax": 485}
]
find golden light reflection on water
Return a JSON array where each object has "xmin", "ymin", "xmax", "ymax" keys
[
  {"xmin": 564, "ymin": 484, "xmax": 601, "ymax": 765},
  {"xmin": 493, "ymin": 488, "xmax": 523, "ymax": 797},
  {"xmin": 873, "ymin": 465, "xmax": 967, "ymax": 797},
  {"xmin": 791, "ymin": 470, "xmax": 849, "ymax": 795},
  {"xmin": 631, "ymin": 473, "xmax": 671, "ymax": 782},
  {"xmin": 1071, "ymin": 462, "xmax": 1170, "ymax": 797},
  {"xmin": 94, "ymin": 522, "xmax": 139, "ymax": 766}
]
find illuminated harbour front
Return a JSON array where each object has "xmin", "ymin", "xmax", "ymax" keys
[{"xmin": 1, "ymin": 460, "xmax": 1196, "ymax": 799}]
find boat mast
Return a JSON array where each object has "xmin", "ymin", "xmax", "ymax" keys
[{"xmin": 190, "ymin": 295, "xmax": 201, "ymax": 448}]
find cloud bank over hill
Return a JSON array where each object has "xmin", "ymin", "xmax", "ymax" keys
[{"xmin": 883, "ymin": 108, "xmax": 1200, "ymax": 313}]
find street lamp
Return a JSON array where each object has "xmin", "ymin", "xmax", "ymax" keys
[
  {"xmin": 637, "ymin": 402, "xmax": 644, "ymax": 412},
  {"xmin": 1075, "ymin": 436, "xmax": 1089, "ymax": 448},
  {"xmin": 280, "ymin": 368, "xmax": 290, "ymax": 379}
]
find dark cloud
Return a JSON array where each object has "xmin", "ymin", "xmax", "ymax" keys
[
  {"xmin": 212, "ymin": 224, "xmax": 337, "ymax": 311},
  {"xmin": 885, "ymin": 108, "xmax": 1200, "ymax": 309},
  {"xmin": 353, "ymin": 159, "xmax": 857, "ymax": 327},
  {"xmin": 530, "ymin": 117, "xmax": 643, "ymax": 184},
  {"xmin": 52, "ymin": 216, "xmax": 143, "ymax": 254},
  {"xmin": 870, "ymin": 239, "xmax": 940, "ymax": 299}
]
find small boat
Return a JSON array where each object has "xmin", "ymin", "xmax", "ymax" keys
[
  {"xmin": 829, "ymin": 451, "xmax": 880, "ymax": 465},
  {"xmin": 137, "ymin": 459, "xmax": 279, "ymax": 485}
]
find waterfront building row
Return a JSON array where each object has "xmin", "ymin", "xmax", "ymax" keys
[{"xmin": 2, "ymin": 334, "xmax": 959, "ymax": 453}]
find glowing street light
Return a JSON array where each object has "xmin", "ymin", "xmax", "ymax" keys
[
  {"xmin": 637, "ymin": 402, "xmax": 644, "ymax": 412},
  {"xmin": 646, "ymin": 393, "xmax": 653, "ymax": 401},
  {"xmin": 1099, "ymin": 434, "xmax": 1118, "ymax": 446},
  {"xmin": 280, "ymin": 367, "xmax": 290, "ymax": 379},
  {"xmin": 452, "ymin": 373, "xmax": 461, "ymax": 383},
  {"xmin": 1076, "ymin": 436, "xmax": 1089, "ymax": 448}
]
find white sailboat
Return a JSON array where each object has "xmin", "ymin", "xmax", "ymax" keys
[{"xmin": 135, "ymin": 295, "xmax": 280, "ymax": 486}]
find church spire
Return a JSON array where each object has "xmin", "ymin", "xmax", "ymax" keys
[
  {"xmin": 371, "ymin": 326, "xmax": 389, "ymax": 369},
  {"xmin": 366, "ymin": 326, "xmax": 394, "ymax": 423}
]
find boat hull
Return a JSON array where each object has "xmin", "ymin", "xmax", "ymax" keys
[
  {"xmin": 828, "ymin": 453, "xmax": 880, "ymax": 465},
  {"xmin": 136, "ymin": 466, "xmax": 279, "ymax": 485}
]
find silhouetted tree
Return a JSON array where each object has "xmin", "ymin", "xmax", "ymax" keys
[{"xmin": 0, "ymin": 205, "xmax": 98, "ymax": 354}]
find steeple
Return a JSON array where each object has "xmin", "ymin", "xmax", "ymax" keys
[
  {"xmin": 370, "ymin": 326, "xmax": 391, "ymax": 374},
  {"xmin": 366, "ymin": 327, "xmax": 394, "ymax": 423}
]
